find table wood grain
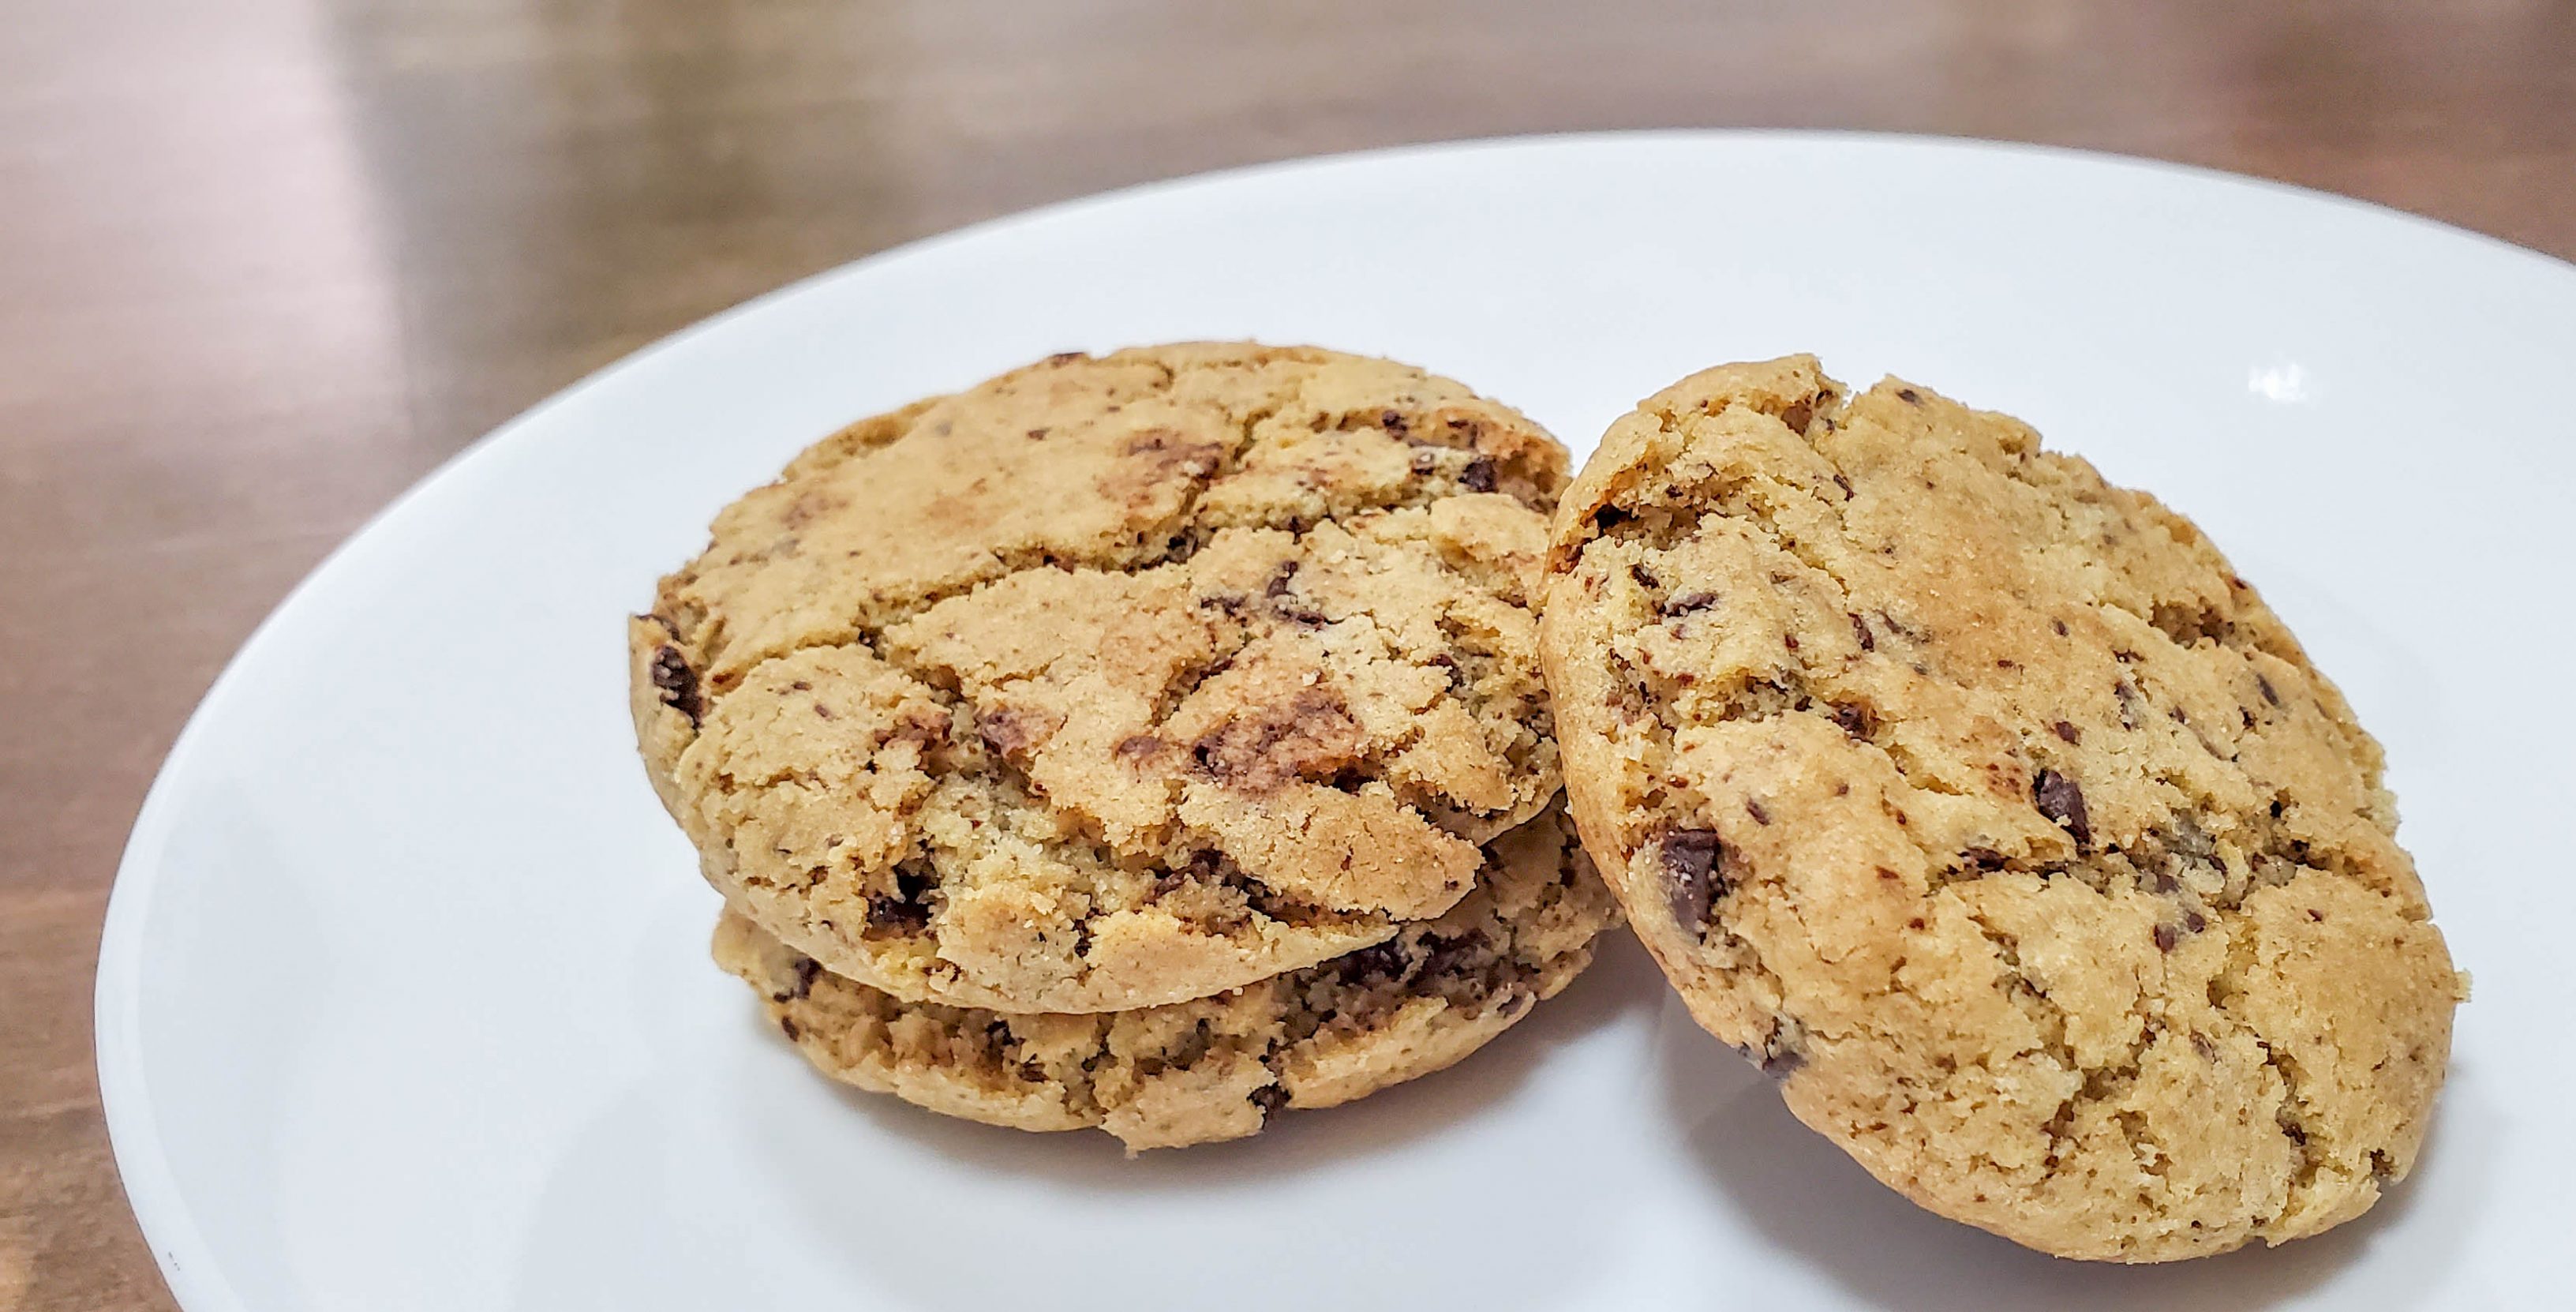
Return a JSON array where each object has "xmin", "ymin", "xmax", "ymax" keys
[{"xmin": 5, "ymin": 1, "xmax": 2572, "ymax": 1306}]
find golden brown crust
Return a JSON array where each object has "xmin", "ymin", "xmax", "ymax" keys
[
  {"xmin": 1541, "ymin": 356, "xmax": 2463, "ymax": 1261},
  {"xmin": 638, "ymin": 343, "xmax": 1571, "ymax": 1012},
  {"xmin": 716, "ymin": 804, "xmax": 1619, "ymax": 1150}
]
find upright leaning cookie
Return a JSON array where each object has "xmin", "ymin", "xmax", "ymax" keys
[
  {"xmin": 1540, "ymin": 355, "xmax": 2463, "ymax": 1261},
  {"xmin": 635, "ymin": 343, "xmax": 1569, "ymax": 1013},
  {"xmin": 717, "ymin": 803, "xmax": 1619, "ymax": 1151}
]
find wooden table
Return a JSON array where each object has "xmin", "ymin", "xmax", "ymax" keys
[{"xmin": 4, "ymin": 1, "xmax": 2570, "ymax": 1306}]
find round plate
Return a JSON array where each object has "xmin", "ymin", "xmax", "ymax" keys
[{"xmin": 99, "ymin": 133, "xmax": 2574, "ymax": 1310}]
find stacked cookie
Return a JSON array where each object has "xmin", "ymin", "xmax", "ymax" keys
[
  {"xmin": 630, "ymin": 344, "xmax": 1621, "ymax": 1150},
  {"xmin": 632, "ymin": 343, "xmax": 2462, "ymax": 1261}
]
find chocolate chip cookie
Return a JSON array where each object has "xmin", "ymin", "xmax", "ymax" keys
[
  {"xmin": 714, "ymin": 804, "xmax": 1619, "ymax": 1150},
  {"xmin": 1540, "ymin": 355, "xmax": 2464, "ymax": 1261},
  {"xmin": 635, "ymin": 343, "xmax": 1568, "ymax": 1013}
]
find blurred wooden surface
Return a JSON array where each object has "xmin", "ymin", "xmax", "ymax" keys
[{"xmin": 2, "ymin": 0, "xmax": 2572, "ymax": 1306}]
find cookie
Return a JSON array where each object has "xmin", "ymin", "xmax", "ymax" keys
[
  {"xmin": 635, "ymin": 343, "xmax": 1569, "ymax": 1012},
  {"xmin": 714, "ymin": 804, "xmax": 1619, "ymax": 1150},
  {"xmin": 1540, "ymin": 355, "xmax": 2463, "ymax": 1261}
]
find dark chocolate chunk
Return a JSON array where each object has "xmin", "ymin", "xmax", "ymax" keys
[
  {"xmin": 2032, "ymin": 769, "xmax": 2091, "ymax": 848},
  {"xmin": 1459, "ymin": 455, "xmax": 1498, "ymax": 493},
  {"xmin": 778, "ymin": 1015, "xmax": 803, "ymax": 1042},
  {"xmin": 773, "ymin": 955, "xmax": 824, "ymax": 1003},
  {"xmin": 1418, "ymin": 931, "xmax": 1487, "ymax": 980},
  {"xmin": 2256, "ymin": 673, "xmax": 2281, "ymax": 707},
  {"xmin": 1249, "ymin": 1083, "xmax": 1291, "ymax": 1116},
  {"xmin": 1661, "ymin": 829, "xmax": 1724, "ymax": 934},
  {"xmin": 1379, "ymin": 408, "xmax": 1408, "ymax": 436},
  {"xmin": 1961, "ymin": 846, "xmax": 2009, "ymax": 873},
  {"xmin": 1661, "ymin": 590, "xmax": 1719, "ymax": 617},
  {"xmin": 648, "ymin": 645, "xmax": 705, "ymax": 726},
  {"xmin": 867, "ymin": 864, "xmax": 937, "ymax": 932},
  {"xmin": 1828, "ymin": 702, "xmax": 1876, "ymax": 739},
  {"xmin": 976, "ymin": 706, "xmax": 1049, "ymax": 759},
  {"xmin": 1896, "ymin": 387, "xmax": 1922, "ymax": 404},
  {"xmin": 1849, "ymin": 613, "xmax": 1874, "ymax": 650},
  {"xmin": 2154, "ymin": 922, "xmax": 2181, "ymax": 953},
  {"xmin": 1114, "ymin": 733, "xmax": 1163, "ymax": 761},
  {"xmin": 1332, "ymin": 939, "xmax": 1410, "ymax": 986},
  {"xmin": 1746, "ymin": 798, "xmax": 1772, "ymax": 826},
  {"xmin": 2053, "ymin": 720, "xmax": 2081, "ymax": 744},
  {"xmin": 1264, "ymin": 560, "xmax": 1299, "ymax": 598}
]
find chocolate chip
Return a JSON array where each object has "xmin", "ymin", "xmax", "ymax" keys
[
  {"xmin": 976, "ymin": 706, "xmax": 1049, "ymax": 759},
  {"xmin": 867, "ymin": 864, "xmax": 936, "ymax": 932},
  {"xmin": 2256, "ymin": 673, "xmax": 2281, "ymax": 707},
  {"xmin": 648, "ymin": 646, "xmax": 704, "ymax": 726},
  {"xmin": 2283, "ymin": 1120, "xmax": 2309, "ymax": 1146},
  {"xmin": 2054, "ymin": 720, "xmax": 2080, "ymax": 744},
  {"xmin": 1026, "ymin": 426, "xmax": 1050, "ymax": 440},
  {"xmin": 2052, "ymin": 617, "xmax": 2069, "ymax": 637},
  {"xmin": 1380, "ymin": 408, "xmax": 1408, "ymax": 436},
  {"xmin": 812, "ymin": 703, "xmax": 834, "ymax": 720},
  {"xmin": 1044, "ymin": 350, "xmax": 1084, "ymax": 364},
  {"xmin": 1460, "ymin": 455, "xmax": 1498, "ymax": 492},
  {"xmin": 1410, "ymin": 448, "xmax": 1439, "ymax": 474},
  {"xmin": 1745, "ymin": 798, "xmax": 1772, "ymax": 826},
  {"xmin": 1848, "ymin": 613, "xmax": 1874, "ymax": 650},
  {"xmin": 2306, "ymin": 908, "xmax": 2325, "ymax": 923},
  {"xmin": 1896, "ymin": 387, "xmax": 1922, "ymax": 404},
  {"xmin": 1961, "ymin": 846, "xmax": 2008, "ymax": 872},
  {"xmin": 1758, "ymin": 1019, "xmax": 1806, "ymax": 1077},
  {"xmin": 1661, "ymin": 829, "xmax": 1724, "ymax": 934},
  {"xmin": 1419, "ymin": 931, "xmax": 1487, "ymax": 980},
  {"xmin": 1833, "ymin": 473, "xmax": 1855, "ymax": 499},
  {"xmin": 789, "ymin": 680, "xmax": 811, "ymax": 692},
  {"xmin": 2033, "ymin": 769, "xmax": 2091, "ymax": 848},
  {"xmin": 773, "ymin": 955, "xmax": 823, "ymax": 1003},
  {"xmin": 1264, "ymin": 560, "xmax": 1298, "ymax": 598},
  {"xmin": 1114, "ymin": 733, "xmax": 1162, "ymax": 761},
  {"xmin": 1661, "ymin": 590, "xmax": 1718, "ymax": 618},
  {"xmin": 1250, "ymin": 1084, "xmax": 1291, "ymax": 1116},
  {"xmin": 1333, "ymin": 939, "xmax": 1410, "ymax": 985},
  {"xmin": 2153, "ymin": 923, "xmax": 2181, "ymax": 953},
  {"xmin": 778, "ymin": 1015, "xmax": 803, "ymax": 1042},
  {"xmin": 1828, "ymin": 702, "xmax": 1875, "ymax": 739},
  {"xmin": 1498, "ymin": 991, "xmax": 1530, "ymax": 1018},
  {"xmin": 2191, "ymin": 1033, "xmax": 2218, "ymax": 1062},
  {"xmin": 1783, "ymin": 633, "xmax": 1800, "ymax": 651}
]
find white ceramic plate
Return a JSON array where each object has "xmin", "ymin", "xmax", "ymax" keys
[{"xmin": 99, "ymin": 133, "xmax": 2576, "ymax": 1311}]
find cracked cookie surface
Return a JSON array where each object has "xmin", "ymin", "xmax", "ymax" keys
[
  {"xmin": 635, "ymin": 343, "xmax": 1568, "ymax": 1012},
  {"xmin": 715, "ymin": 804, "xmax": 1619, "ymax": 1150},
  {"xmin": 1540, "ymin": 355, "xmax": 2463, "ymax": 1261}
]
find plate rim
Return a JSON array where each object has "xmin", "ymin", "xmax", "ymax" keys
[{"xmin": 91, "ymin": 126, "xmax": 2576, "ymax": 1312}]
